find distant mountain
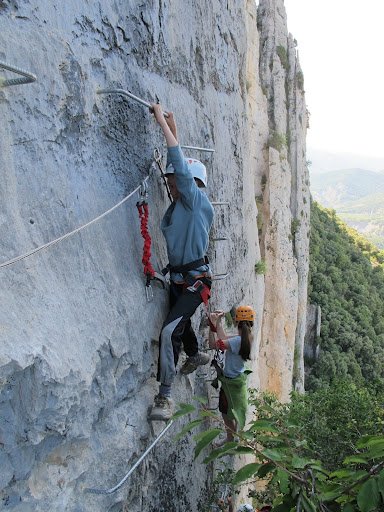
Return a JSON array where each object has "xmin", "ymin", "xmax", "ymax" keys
[
  {"xmin": 308, "ymin": 148, "xmax": 384, "ymax": 174},
  {"xmin": 310, "ymin": 168, "xmax": 384, "ymax": 248},
  {"xmin": 311, "ymin": 168, "xmax": 384, "ymax": 206}
]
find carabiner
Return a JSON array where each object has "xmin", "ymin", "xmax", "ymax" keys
[
  {"xmin": 138, "ymin": 180, "xmax": 148, "ymax": 204},
  {"xmin": 153, "ymin": 147, "xmax": 162, "ymax": 164},
  {"xmin": 145, "ymin": 283, "xmax": 154, "ymax": 302}
]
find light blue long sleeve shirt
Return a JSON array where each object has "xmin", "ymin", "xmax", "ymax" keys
[{"xmin": 161, "ymin": 145, "xmax": 214, "ymax": 283}]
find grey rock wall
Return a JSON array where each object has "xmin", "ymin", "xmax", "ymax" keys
[{"xmin": 0, "ymin": 0, "xmax": 309, "ymax": 510}]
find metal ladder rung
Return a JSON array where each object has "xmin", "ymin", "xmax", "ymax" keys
[
  {"xmin": 180, "ymin": 144, "xmax": 215, "ymax": 154},
  {"xmin": 98, "ymin": 89, "xmax": 214, "ymax": 153},
  {"xmin": 212, "ymin": 273, "xmax": 229, "ymax": 280}
]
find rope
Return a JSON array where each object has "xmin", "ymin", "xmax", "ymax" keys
[
  {"xmin": 136, "ymin": 201, "xmax": 155, "ymax": 282},
  {"xmin": 0, "ymin": 60, "xmax": 37, "ymax": 87},
  {"xmin": 0, "ymin": 175, "xmax": 151, "ymax": 269}
]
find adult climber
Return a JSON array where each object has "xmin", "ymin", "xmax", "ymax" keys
[{"xmin": 149, "ymin": 103, "xmax": 214, "ymax": 421}]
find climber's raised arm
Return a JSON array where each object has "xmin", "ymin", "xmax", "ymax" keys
[
  {"xmin": 151, "ymin": 103, "xmax": 178, "ymax": 147},
  {"xmin": 209, "ymin": 311, "xmax": 230, "ymax": 348}
]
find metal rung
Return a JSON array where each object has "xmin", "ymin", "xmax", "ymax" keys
[
  {"xmin": 212, "ymin": 237, "xmax": 229, "ymax": 242},
  {"xmin": 180, "ymin": 145, "xmax": 214, "ymax": 154},
  {"xmin": 211, "ymin": 202, "xmax": 229, "ymax": 206},
  {"xmin": 212, "ymin": 273, "xmax": 229, "ymax": 280},
  {"xmin": 97, "ymin": 89, "xmax": 214, "ymax": 152},
  {"xmin": 0, "ymin": 60, "xmax": 36, "ymax": 87},
  {"xmin": 85, "ymin": 420, "xmax": 174, "ymax": 495},
  {"xmin": 97, "ymin": 88, "xmax": 169, "ymax": 117}
]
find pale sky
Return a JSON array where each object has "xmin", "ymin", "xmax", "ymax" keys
[{"xmin": 283, "ymin": 0, "xmax": 384, "ymax": 161}]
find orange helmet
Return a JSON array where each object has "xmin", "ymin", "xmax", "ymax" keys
[{"xmin": 235, "ymin": 305, "xmax": 255, "ymax": 322}]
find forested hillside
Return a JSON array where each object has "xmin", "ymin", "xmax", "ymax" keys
[
  {"xmin": 311, "ymin": 168, "xmax": 384, "ymax": 248},
  {"xmin": 307, "ymin": 202, "xmax": 384, "ymax": 391}
]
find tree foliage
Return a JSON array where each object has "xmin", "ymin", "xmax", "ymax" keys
[
  {"xmin": 308, "ymin": 202, "xmax": 384, "ymax": 392},
  {"xmin": 176, "ymin": 386, "xmax": 384, "ymax": 511}
]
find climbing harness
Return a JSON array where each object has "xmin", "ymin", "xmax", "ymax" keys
[
  {"xmin": 153, "ymin": 147, "xmax": 173, "ymax": 203},
  {"xmin": 0, "ymin": 60, "xmax": 36, "ymax": 87},
  {"xmin": 187, "ymin": 277, "xmax": 222, "ymax": 342},
  {"xmin": 136, "ymin": 180, "xmax": 166, "ymax": 301},
  {"xmin": 162, "ymin": 256, "xmax": 209, "ymax": 276},
  {"xmin": 186, "ymin": 278, "xmax": 211, "ymax": 304},
  {"xmin": 0, "ymin": 175, "xmax": 151, "ymax": 269},
  {"xmin": 160, "ymin": 255, "xmax": 217, "ymax": 332},
  {"xmin": 84, "ymin": 420, "xmax": 174, "ymax": 495}
]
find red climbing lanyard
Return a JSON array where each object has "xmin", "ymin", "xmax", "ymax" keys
[
  {"xmin": 137, "ymin": 183, "xmax": 155, "ymax": 299},
  {"xmin": 137, "ymin": 202, "xmax": 155, "ymax": 280},
  {"xmin": 136, "ymin": 180, "xmax": 167, "ymax": 302}
]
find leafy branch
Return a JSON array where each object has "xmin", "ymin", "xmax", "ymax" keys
[{"xmin": 173, "ymin": 391, "xmax": 384, "ymax": 511}]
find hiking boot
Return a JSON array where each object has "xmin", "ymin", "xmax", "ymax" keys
[
  {"xmin": 149, "ymin": 394, "xmax": 175, "ymax": 421},
  {"xmin": 180, "ymin": 351, "xmax": 211, "ymax": 375}
]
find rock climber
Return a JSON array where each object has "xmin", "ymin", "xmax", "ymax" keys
[
  {"xmin": 149, "ymin": 103, "xmax": 214, "ymax": 421},
  {"xmin": 209, "ymin": 306, "xmax": 255, "ymax": 444}
]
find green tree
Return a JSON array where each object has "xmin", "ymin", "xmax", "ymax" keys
[
  {"xmin": 308, "ymin": 202, "xmax": 384, "ymax": 392},
  {"xmin": 176, "ymin": 386, "xmax": 384, "ymax": 511}
]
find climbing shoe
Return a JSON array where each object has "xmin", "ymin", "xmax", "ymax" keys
[
  {"xmin": 149, "ymin": 394, "xmax": 175, "ymax": 421},
  {"xmin": 180, "ymin": 351, "xmax": 210, "ymax": 375}
]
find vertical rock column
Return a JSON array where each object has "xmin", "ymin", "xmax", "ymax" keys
[{"xmin": 257, "ymin": 0, "xmax": 309, "ymax": 399}]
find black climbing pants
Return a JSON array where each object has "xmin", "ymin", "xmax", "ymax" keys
[{"xmin": 157, "ymin": 280, "xmax": 210, "ymax": 387}]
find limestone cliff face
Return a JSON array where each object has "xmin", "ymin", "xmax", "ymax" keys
[
  {"xmin": 0, "ymin": 0, "xmax": 309, "ymax": 510},
  {"xmin": 257, "ymin": 0, "xmax": 310, "ymax": 399}
]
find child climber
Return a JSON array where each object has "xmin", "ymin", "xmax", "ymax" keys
[
  {"xmin": 149, "ymin": 103, "xmax": 214, "ymax": 421},
  {"xmin": 209, "ymin": 306, "xmax": 255, "ymax": 443}
]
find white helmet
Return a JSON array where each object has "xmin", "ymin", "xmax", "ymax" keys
[
  {"xmin": 165, "ymin": 158, "xmax": 207, "ymax": 187},
  {"xmin": 237, "ymin": 505, "xmax": 254, "ymax": 512}
]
